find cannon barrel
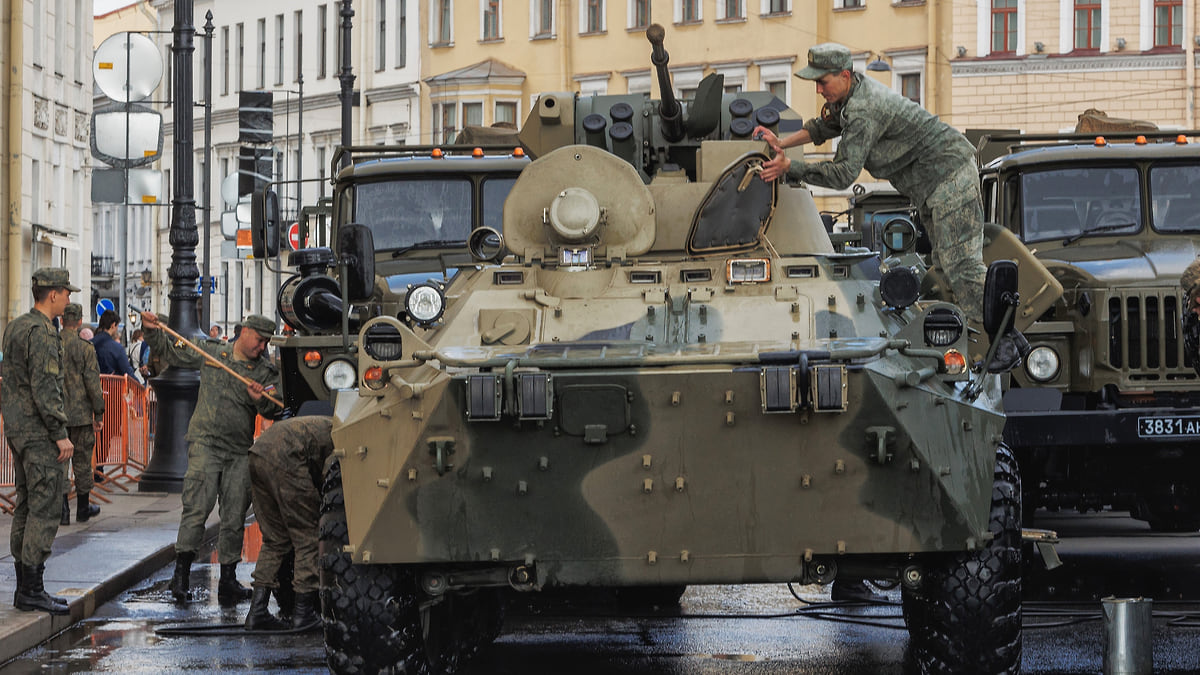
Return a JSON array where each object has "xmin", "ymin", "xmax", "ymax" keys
[{"xmin": 646, "ymin": 24, "xmax": 685, "ymax": 142}]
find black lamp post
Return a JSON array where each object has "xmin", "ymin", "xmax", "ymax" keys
[{"xmin": 140, "ymin": 0, "xmax": 200, "ymax": 493}]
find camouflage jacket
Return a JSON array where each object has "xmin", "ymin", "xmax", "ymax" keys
[
  {"xmin": 249, "ymin": 416, "xmax": 335, "ymax": 486},
  {"xmin": 62, "ymin": 327, "xmax": 105, "ymax": 427},
  {"xmin": 1, "ymin": 309, "xmax": 68, "ymax": 441},
  {"xmin": 144, "ymin": 324, "xmax": 281, "ymax": 453},
  {"xmin": 787, "ymin": 73, "xmax": 977, "ymax": 209}
]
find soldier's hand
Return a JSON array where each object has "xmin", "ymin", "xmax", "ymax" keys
[
  {"xmin": 94, "ymin": 419, "xmax": 104, "ymax": 432},
  {"xmin": 55, "ymin": 438, "xmax": 73, "ymax": 463},
  {"xmin": 752, "ymin": 126, "xmax": 782, "ymax": 153},
  {"xmin": 247, "ymin": 381, "xmax": 265, "ymax": 401},
  {"xmin": 759, "ymin": 153, "xmax": 790, "ymax": 182},
  {"xmin": 140, "ymin": 311, "xmax": 160, "ymax": 329}
]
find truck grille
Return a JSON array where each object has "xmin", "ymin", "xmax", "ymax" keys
[{"xmin": 1107, "ymin": 292, "xmax": 1196, "ymax": 380}]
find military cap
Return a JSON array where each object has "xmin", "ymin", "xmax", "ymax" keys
[
  {"xmin": 238, "ymin": 314, "xmax": 277, "ymax": 337},
  {"xmin": 63, "ymin": 303, "xmax": 83, "ymax": 321},
  {"xmin": 795, "ymin": 43, "xmax": 853, "ymax": 80},
  {"xmin": 32, "ymin": 267, "xmax": 81, "ymax": 292}
]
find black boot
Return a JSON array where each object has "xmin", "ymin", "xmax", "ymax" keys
[
  {"xmin": 170, "ymin": 551, "xmax": 196, "ymax": 603},
  {"xmin": 37, "ymin": 564, "xmax": 69, "ymax": 605},
  {"xmin": 15, "ymin": 564, "xmax": 69, "ymax": 615},
  {"xmin": 274, "ymin": 552, "xmax": 295, "ymax": 621},
  {"xmin": 244, "ymin": 586, "xmax": 288, "ymax": 631},
  {"xmin": 218, "ymin": 563, "xmax": 252, "ymax": 605},
  {"xmin": 76, "ymin": 491, "xmax": 101, "ymax": 523},
  {"xmin": 13, "ymin": 562, "xmax": 21, "ymax": 606},
  {"xmin": 291, "ymin": 591, "xmax": 321, "ymax": 631},
  {"xmin": 60, "ymin": 495, "xmax": 70, "ymax": 526}
]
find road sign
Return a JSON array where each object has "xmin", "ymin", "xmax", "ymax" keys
[
  {"xmin": 287, "ymin": 222, "xmax": 301, "ymax": 250},
  {"xmin": 96, "ymin": 298, "xmax": 116, "ymax": 319}
]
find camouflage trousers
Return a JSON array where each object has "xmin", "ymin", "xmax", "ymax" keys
[
  {"xmin": 248, "ymin": 452, "xmax": 321, "ymax": 593},
  {"xmin": 175, "ymin": 443, "xmax": 251, "ymax": 566},
  {"xmin": 920, "ymin": 163, "xmax": 987, "ymax": 324},
  {"xmin": 66, "ymin": 424, "xmax": 96, "ymax": 495},
  {"xmin": 7, "ymin": 434, "xmax": 67, "ymax": 566}
]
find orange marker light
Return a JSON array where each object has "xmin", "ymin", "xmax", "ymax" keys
[
  {"xmin": 943, "ymin": 349, "xmax": 967, "ymax": 375},
  {"xmin": 1094, "ymin": 136, "xmax": 1107, "ymax": 147},
  {"xmin": 303, "ymin": 350, "xmax": 323, "ymax": 368},
  {"xmin": 364, "ymin": 366, "xmax": 385, "ymax": 387},
  {"xmin": 1135, "ymin": 135, "xmax": 1147, "ymax": 145},
  {"xmin": 1177, "ymin": 135, "xmax": 1189, "ymax": 145},
  {"xmin": 513, "ymin": 147, "xmax": 525, "ymax": 157},
  {"xmin": 431, "ymin": 148, "xmax": 444, "ymax": 158},
  {"xmin": 472, "ymin": 147, "xmax": 485, "ymax": 157}
]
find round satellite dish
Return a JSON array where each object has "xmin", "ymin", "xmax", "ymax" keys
[{"xmin": 94, "ymin": 32, "xmax": 163, "ymax": 103}]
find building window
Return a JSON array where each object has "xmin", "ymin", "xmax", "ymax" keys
[
  {"xmin": 316, "ymin": 146, "xmax": 327, "ymax": 197},
  {"xmin": 318, "ymin": 6, "xmax": 328, "ymax": 79},
  {"xmin": 236, "ymin": 23, "xmax": 245, "ymax": 91},
  {"xmin": 767, "ymin": 80, "xmax": 786, "ymax": 101},
  {"xmin": 678, "ymin": 0, "xmax": 701, "ymax": 22},
  {"xmin": 1074, "ymin": 0, "xmax": 1100, "ymax": 50},
  {"xmin": 377, "ymin": 0, "xmax": 387, "ymax": 69},
  {"xmin": 630, "ymin": 0, "xmax": 651, "ymax": 28},
  {"xmin": 463, "ymin": 102, "xmax": 483, "ymax": 127},
  {"xmin": 836, "ymin": 0, "xmax": 863, "ymax": 8},
  {"xmin": 990, "ymin": 0, "xmax": 1017, "ymax": 53},
  {"xmin": 483, "ymin": 0, "xmax": 502, "ymax": 39},
  {"xmin": 764, "ymin": 0, "xmax": 789, "ymax": 14},
  {"xmin": 533, "ymin": 0, "xmax": 555, "ymax": 36},
  {"xmin": 295, "ymin": 10, "xmax": 303, "ymax": 82},
  {"xmin": 257, "ymin": 18, "xmax": 266, "ymax": 88},
  {"xmin": 719, "ymin": 0, "xmax": 744, "ymax": 19},
  {"xmin": 1154, "ymin": 0, "xmax": 1182, "ymax": 47},
  {"xmin": 585, "ymin": 0, "xmax": 605, "ymax": 32},
  {"xmin": 397, "ymin": 1, "xmax": 408, "ymax": 66},
  {"xmin": 900, "ymin": 72, "xmax": 921, "ymax": 104},
  {"xmin": 335, "ymin": 11, "xmax": 343, "ymax": 70},
  {"xmin": 495, "ymin": 100, "xmax": 518, "ymax": 125},
  {"xmin": 435, "ymin": 0, "xmax": 453, "ymax": 43},
  {"xmin": 436, "ymin": 103, "xmax": 458, "ymax": 144},
  {"xmin": 222, "ymin": 26, "xmax": 230, "ymax": 94},
  {"xmin": 276, "ymin": 14, "xmax": 285, "ymax": 85}
]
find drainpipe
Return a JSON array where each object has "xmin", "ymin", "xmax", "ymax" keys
[
  {"xmin": 560, "ymin": 0, "xmax": 571, "ymax": 91},
  {"xmin": 7, "ymin": 0, "xmax": 25, "ymax": 322}
]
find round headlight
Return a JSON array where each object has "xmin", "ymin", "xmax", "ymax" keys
[
  {"xmin": 406, "ymin": 283, "xmax": 445, "ymax": 325},
  {"xmin": 880, "ymin": 266, "xmax": 920, "ymax": 310},
  {"xmin": 1024, "ymin": 345, "xmax": 1061, "ymax": 383},
  {"xmin": 364, "ymin": 323, "xmax": 404, "ymax": 361},
  {"xmin": 923, "ymin": 308, "xmax": 964, "ymax": 347},
  {"xmin": 322, "ymin": 359, "xmax": 357, "ymax": 391}
]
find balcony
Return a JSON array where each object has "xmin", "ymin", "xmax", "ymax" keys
[{"xmin": 91, "ymin": 255, "xmax": 114, "ymax": 277}]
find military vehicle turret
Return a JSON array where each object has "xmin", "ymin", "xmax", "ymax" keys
[{"xmin": 307, "ymin": 26, "xmax": 1056, "ymax": 675}]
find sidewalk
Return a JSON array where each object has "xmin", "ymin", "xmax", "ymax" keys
[{"xmin": 0, "ymin": 487, "xmax": 218, "ymax": 665}]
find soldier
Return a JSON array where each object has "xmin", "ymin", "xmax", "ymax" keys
[
  {"xmin": 59, "ymin": 303, "xmax": 105, "ymax": 525},
  {"xmin": 1182, "ymin": 257, "xmax": 1200, "ymax": 374},
  {"xmin": 242, "ymin": 415, "xmax": 334, "ymax": 632},
  {"xmin": 140, "ymin": 312, "xmax": 282, "ymax": 605},
  {"xmin": 755, "ymin": 43, "xmax": 1028, "ymax": 371},
  {"xmin": 2, "ymin": 267, "xmax": 79, "ymax": 614}
]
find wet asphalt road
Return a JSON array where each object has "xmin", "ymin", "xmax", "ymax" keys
[{"xmin": 2, "ymin": 510, "xmax": 1199, "ymax": 674}]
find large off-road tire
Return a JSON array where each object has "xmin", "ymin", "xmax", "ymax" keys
[
  {"xmin": 904, "ymin": 444, "xmax": 1022, "ymax": 675},
  {"xmin": 320, "ymin": 460, "xmax": 499, "ymax": 674}
]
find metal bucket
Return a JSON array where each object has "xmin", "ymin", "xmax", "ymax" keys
[{"xmin": 1101, "ymin": 596, "xmax": 1153, "ymax": 675}]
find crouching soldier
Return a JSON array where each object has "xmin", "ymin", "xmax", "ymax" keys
[{"xmin": 243, "ymin": 415, "xmax": 335, "ymax": 631}]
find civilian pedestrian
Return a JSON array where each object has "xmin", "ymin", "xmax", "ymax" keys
[
  {"xmin": 93, "ymin": 310, "xmax": 140, "ymax": 381},
  {"xmin": 59, "ymin": 303, "xmax": 105, "ymax": 525},
  {"xmin": 126, "ymin": 328, "xmax": 150, "ymax": 384},
  {"xmin": 141, "ymin": 312, "xmax": 282, "ymax": 605},
  {"xmin": 2, "ymin": 267, "xmax": 79, "ymax": 614}
]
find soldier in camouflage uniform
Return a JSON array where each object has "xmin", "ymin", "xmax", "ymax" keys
[
  {"xmin": 59, "ymin": 303, "xmax": 105, "ymax": 525},
  {"xmin": 1182, "ymin": 257, "xmax": 1200, "ymax": 374},
  {"xmin": 756, "ymin": 43, "xmax": 1028, "ymax": 371},
  {"xmin": 140, "ymin": 312, "xmax": 282, "ymax": 605},
  {"xmin": 2, "ymin": 268, "xmax": 79, "ymax": 615},
  {"xmin": 242, "ymin": 415, "xmax": 334, "ymax": 632}
]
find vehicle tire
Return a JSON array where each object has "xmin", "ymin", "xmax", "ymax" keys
[
  {"xmin": 320, "ymin": 460, "xmax": 488, "ymax": 675},
  {"xmin": 907, "ymin": 444, "xmax": 1022, "ymax": 675}
]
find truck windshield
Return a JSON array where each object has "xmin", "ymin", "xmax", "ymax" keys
[
  {"xmin": 1149, "ymin": 164, "xmax": 1200, "ymax": 232},
  {"xmin": 1018, "ymin": 167, "xmax": 1141, "ymax": 243},
  {"xmin": 353, "ymin": 178, "xmax": 474, "ymax": 250}
]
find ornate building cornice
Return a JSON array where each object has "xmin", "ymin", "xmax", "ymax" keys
[{"xmin": 953, "ymin": 53, "xmax": 1187, "ymax": 77}]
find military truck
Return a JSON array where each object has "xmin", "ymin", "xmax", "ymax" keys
[
  {"xmin": 974, "ymin": 131, "xmax": 1200, "ymax": 531},
  {"xmin": 289, "ymin": 27, "xmax": 1064, "ymax": 675}
]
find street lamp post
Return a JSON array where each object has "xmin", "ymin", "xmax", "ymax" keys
[
  {"xmin": 338, "ymin": 0, "xmax": 355, "ymax": 169},
  {"xmin": 140, "ymin": 0, "xmax": 200, "ymax": 493}
]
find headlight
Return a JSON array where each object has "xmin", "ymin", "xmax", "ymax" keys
[
  {"xmin": 322, "ymin": 359, "xmax": 357, "ymax": 390},
  {"xmin": 363, "ymin": 323, "xmax": 404, "ymax": 361},
  {"xmin": 879, "ymin": 266, "xmax": 920, "ymax": 310},
  {"xmin": 727, "ymin": 258, "xmax": 770, "ymax": 283},
  {"xmin": 1025, "ymin": 345, "xmax": 1061, "ymax": 382},
  {"xmin": 406, "ymin": 283, "xmax": 445, "ymax": 325},
  {"xmin": 923, "ymin": 308, "xmax": 964, "ymax": 347}
]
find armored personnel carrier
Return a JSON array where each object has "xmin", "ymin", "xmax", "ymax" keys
[{"xmin": 291, "ymin": 27, "xmax": 1055, "ymax": 675}]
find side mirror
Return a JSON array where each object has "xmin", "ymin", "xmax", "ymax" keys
[
  {"xmin": 982, "ymin": 259, "xmax": 1019, "ymax": 336},
  {"xmin": 337, "ymin": 223, "xmax": 375, "ymax": 302},
  {"xmin": 251, "ymin": 189, "xmax": 280, "ymax": 258}
]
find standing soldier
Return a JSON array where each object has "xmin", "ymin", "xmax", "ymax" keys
[
  {"xmin": 59, "ymin": 303, "xmax": 105, "ymax": 525},
  {"xmin": 2, "ymin": 268, "xmax": 79, "ymax": 614},
  {"xmin": 140, "ymin": 312, "xmax": 282, "ymax": 605},
  {"xmin": 243, "ymin": 415, "xmax": 334, "ymax": 631}
]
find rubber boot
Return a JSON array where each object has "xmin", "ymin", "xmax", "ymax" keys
[
  {"xmin": 15, "ymin": 564, "xmax": 69, "ymax": 615},
  {"xmin": 60, "ymin": 495, "xmax": 70, "ymax": 526},
  {"xmin": 170, "ymin": 551, "xmax": 196, "ymax": 603},
  {"xmin": 76, "ymin": 491, "xmax": 101, "ymax": 523},
  {"xmin": 244, "ymin": 586, "xmax": 288, "ymax": 631},
  {"xmin": 291, "ymin": 591, "xmax": 322, "ymax": 631},
  {"xmin": 217, "ymin": 563, "xmax": 253, "ymax": 606}
]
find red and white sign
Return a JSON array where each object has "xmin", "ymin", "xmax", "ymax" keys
[{"xmin": 287, "ymin": 222, "xmax": 302, "ymax": 250}]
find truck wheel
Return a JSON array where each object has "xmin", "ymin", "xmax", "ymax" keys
[
  {"xmin": 907, "ymin": 444, "xmax": 1023, "ymax": 675},
  {"xmin": 320, "ymin": 460, "xmax": 479, "ymax": 674}
]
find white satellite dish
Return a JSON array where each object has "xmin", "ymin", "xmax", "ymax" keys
[{"xmin": 94, "ymin": 32, "xmax": 163, "ymax": 103}]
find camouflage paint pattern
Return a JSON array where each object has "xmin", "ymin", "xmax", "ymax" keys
[
  {"xmin": 248, "ymin": 416, "xmax": 334, "ymax": 592},
  {"xmin": 66, "ymin": 425, "xmax": 96, "ymax": 494},
  {"xmin": 7, "ymin": 436, "xmax": 67, "ymax": 566},
  {"xmin": 61, "ymin": 327, "xmax": 104, "ymax": 495}
]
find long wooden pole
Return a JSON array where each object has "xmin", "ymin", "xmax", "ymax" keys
[{"xmin": 140, "ymin": 314, "xmax": 283, "ymax": 408}]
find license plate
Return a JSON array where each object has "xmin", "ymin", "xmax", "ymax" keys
[{"xmin": 1137, "ymin": 416, "xmax": 1200, "ymax": 438}]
